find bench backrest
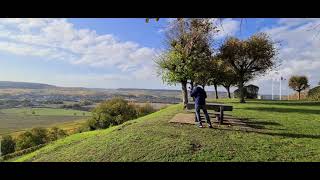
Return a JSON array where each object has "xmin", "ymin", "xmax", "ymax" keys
[{"xmin": 186, "ymin": 102, "xmax": 233, "ymax": 111}]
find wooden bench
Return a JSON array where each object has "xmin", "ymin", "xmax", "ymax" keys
[{"xmin": 186, "ymin": 102, "xmax": 233, "ymax": 124}]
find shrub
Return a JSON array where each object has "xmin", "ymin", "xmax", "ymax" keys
[
  {"xmin": 1, "ymin": 135, "xmax": 16, "ymax": 156},
  {"xmin": 86, "ymin": 97, "xmax": 138, "ymax": 130},
  {"xmin": 2, "ymin": 144, "xmax": 46, "ymax": 160},
  {"xmin": 47, "ymin": 127, "xmax": 67, "ymax": 141},
  {"xmin": 16, "ymin": 131, "xmax": 37, "ymax": 150},
  {"xmin": 307, "ymin": 86, "xmax": 320, "ymax": 101},
  {"xmin": 16, "ymin": 127, "xmax": 49, "ymax": 151},
  {"xmin": 135, "ymin": 103, "xmax": 156, "ymax": 117}
]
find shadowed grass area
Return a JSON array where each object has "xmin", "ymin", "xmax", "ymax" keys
[{"xmin": 11, "ymin": 99, "xmax": 320, "ymax": 162}]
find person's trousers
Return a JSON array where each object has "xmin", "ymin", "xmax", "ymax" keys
[{"xmin": 195, "ymin": 104, "xmax": 211, "ymax": 125}]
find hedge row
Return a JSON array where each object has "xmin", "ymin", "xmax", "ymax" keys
[{"xmin": 2, "ymin": 143, "xmax": 46, "ymax": 161}]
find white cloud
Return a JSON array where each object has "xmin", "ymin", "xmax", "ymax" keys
[
  {"xmin": 251, "ymin": 18, "xmax": 320, "ymax": 94},
  {"xmin": 213, "ymin": 18, "xmax": 240, "ymax": 39},
  {"xmin": 0, "ymin": 18, "xmax": 157, "ymax": 76}
]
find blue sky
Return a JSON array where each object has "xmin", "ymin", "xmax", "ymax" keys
[{"xmin": 0, "ymin": 18, "xmax": 319, "ymax": 95}]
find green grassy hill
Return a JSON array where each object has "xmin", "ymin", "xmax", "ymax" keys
[{"xmin": 12, "ymin": 100, "xmax": 320, "ymax": 162}]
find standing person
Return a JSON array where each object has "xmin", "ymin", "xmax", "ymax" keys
[{"xmin": 190, "ymin": 84, "xmax": 213, "ymax": 128}]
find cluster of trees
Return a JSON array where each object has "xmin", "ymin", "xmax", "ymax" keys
[
  {"xmin": 156, "ymin": 18, "xmax": 277, "ymax": 105},
  {"xmin": 1, "ymin": 127, "xmax": 67, "ymax": 156},
  {"xmin": 79, "ymin": 97, "xmax": 156, "ymax": 131},
  {"xmin": 61, "ymin": 100, "xmax": 93, "ymax": 111}
]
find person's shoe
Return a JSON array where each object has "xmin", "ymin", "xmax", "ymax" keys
[
  {"xmin": 208, "ymin": 125, "xmax": 213, "ymax": 128},
  {"xmin": 198, "ymin": 124, "xmax": 203, "ymax": 128}
]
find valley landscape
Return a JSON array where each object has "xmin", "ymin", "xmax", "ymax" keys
[{"xmin": 1, "ymin": 18, "xmax": 320, "ymax": 165}]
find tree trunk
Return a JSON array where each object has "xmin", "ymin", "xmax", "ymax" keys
[
  {"xmin": 214, "ymin": 83, "xmax": 218, "ymax": 99},
  {"xmin": 181, "ymin": 81, "xmax": 188, "ymax": 109},
  {"xmin": 298, "ymin": 91, "xmax": 301, "ymax": 100},
  {"xmin": 190, "ymin": 81, "xmax": 194, "ymax": 91},
  {"xmin": 190, "ymin": 81, "xmax": 195, "ymax": 102},
  {"xmin": 238, "ymin": 81, "xmax": 246, "ymax": 103},
  {"xmin": 225, "ymin": 86, "xmax": 231, "ymax": 99}
]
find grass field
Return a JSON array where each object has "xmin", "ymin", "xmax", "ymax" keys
[
  {"xmin": 0, "ymin": 108, "xmax": 91, "ymax": 136},
  {"xmin": 12, "ymin": 99, "xmax": 320, "ymax": 162}
]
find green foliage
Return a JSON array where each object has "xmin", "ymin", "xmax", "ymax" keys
[
  {"xmin": 289, "ymin": 75, "xmax": 310, "ymax": 100},
  {"xmin": 16, "ymin": 131, "xmax": 37, "ymax": 150},
  {"xmin": 1, "ymin": 135, "xmax": 16, "ymax": 155},
  {"xmin": 156, "ymin": 49, "xmax": 188, "ymax": 85},
  {"xmin": 218, "ymin": 33, "xmax": 277, "ymax": 103},
  {"xmin": 48, "ymin": 127, "xmax": 67, "ymax": 142},
  {"xmin": 289, "ymin": 76, "xmax": 310, "ymax": 92},
  {"xmin": 87, "ymin": 98, "xmax": 138, "ymax": 130},
  {"xmin": 2, "ymin": 144, "xmax": 45, "ymax": 161},
  {"xmin": 307, "ymin": 86, "xmax": 320, "ymax": 101},
  {"xmin": 31, "ymin": 110, "xmax": 35, "ymax": 115},
  {"xmin": 16, "ymin": 127, "xmax": 49, "ymax": 151}
]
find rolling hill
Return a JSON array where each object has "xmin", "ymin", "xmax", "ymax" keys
[
  {"xmin": 11, "ymin": 99, "xmax": 320, "ymax": 162},
  {"xmin": 0, "ymin": 81, "xmax": 56, "ymax": 89}
]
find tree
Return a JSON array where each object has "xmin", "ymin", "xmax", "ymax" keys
[
  {"xmin": 218, "ymin": 33, "xmax": 277, "ymax": 103},
  {"xmin": 220, "ymin": 63, "xmax": 238, "ymax": 98},
  {"xmin": 156, "ymin": 18, "xmax": 216, "ymax": 108},
  {"xmin": 289, "ymin": 75, "xmax": 310, "ymax": 100},
  {"xmin": 1, "ymin": 135, "xmax": 16, "ymax": 155},
  {"xmin": 207, "ymin": 58, "xmax": 225, "ymax": 99}
]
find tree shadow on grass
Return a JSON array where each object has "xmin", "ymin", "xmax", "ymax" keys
[
  {"xmin": 243, "ymin": 120, "xmax": 282, "ymax": 130},
  {"xmin": 245, "ymin": 100, "xmax": 320, "ymax": 107},
  {"xmin": 213, "ymin": 126, "xmax": 320, "ymax": 139},
  {"xmin": 244, "ymin": 107, "xmax": 320, "ymax": 115}
]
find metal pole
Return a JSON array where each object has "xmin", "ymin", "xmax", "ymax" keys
[
  {"xmin": 0, "ymin": 136, "xmax": 2, "ymax": 158},
  {"xmin": 280, "ymin": 76, "xmax": 282, "ymax": 100},
  {"xmin": 272, "ymin": 78, "xmax": 274, "ymax": 100}
]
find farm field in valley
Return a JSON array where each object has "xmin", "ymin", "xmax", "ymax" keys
[{"xmin": 0, "ymin": 108, "xmax": 91, "ymax": 136}]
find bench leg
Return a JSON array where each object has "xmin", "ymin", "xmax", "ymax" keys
[{"xmin": 219, "ymin": 107, "xmax": 224, "ymax": 124}]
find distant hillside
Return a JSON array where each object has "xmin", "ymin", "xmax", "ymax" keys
[
  {"xmin": 0, "ymin": 81, "xmax": 56, "ymax": 89},
  {"xmin": 0, "ymin": 81, "xmax": 229, "ymax": 100}
]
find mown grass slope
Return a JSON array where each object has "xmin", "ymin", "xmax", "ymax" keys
[{"xmin": 13, "ymin": 99, "xmax": 320, "ymax": 162}]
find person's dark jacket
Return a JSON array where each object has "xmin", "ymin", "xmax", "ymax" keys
[{"xmin": 190, "ymin": 86, "xmax": 207, "ymax": 106}]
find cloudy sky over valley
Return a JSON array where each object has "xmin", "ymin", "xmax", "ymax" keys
[{"xmin": 0, "ymin": 18, "xmax": 319, "ymax": 95}]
